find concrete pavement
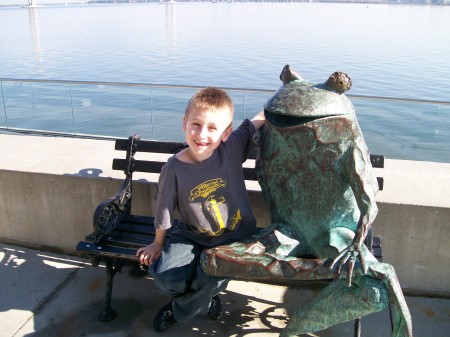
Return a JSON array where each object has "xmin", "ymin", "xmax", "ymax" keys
[{"xmin": 1, "ymin": 243, "xmax": 449, "ymax": 337}]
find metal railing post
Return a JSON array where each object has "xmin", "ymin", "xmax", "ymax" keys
[{"xmin": 0, "ymin": 81, "xmax": 8, "ymax": 129}]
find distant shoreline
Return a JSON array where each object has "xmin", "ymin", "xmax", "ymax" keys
[{"xmin": 1, "ymin": 0, "xmax": 449, "ymax": 8}]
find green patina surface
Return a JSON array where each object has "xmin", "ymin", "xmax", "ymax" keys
[{"xmin": 201, "ymin": 65, "xmax": 413, "ymax": 337}]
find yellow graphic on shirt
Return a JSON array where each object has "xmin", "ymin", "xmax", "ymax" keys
[
  {"xmin": 229, "ymin": 209, "xmax": 241, "ymax": 230},
  {"xmin": 189, "ymin": 178, "xmax": 242, "ymax": 236},
  {"xmin": 204, "ymin": 195, "xmax": 226, "ymax": 236},
  {"xmin": 189, "ymin": 178, "xmax": 226, "ymax": 201}
]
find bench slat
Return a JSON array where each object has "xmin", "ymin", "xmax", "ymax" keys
[
  {"xmin": 370, "ymin": 154, "xmax": 384, "ymax": 168},
  {"xmin": 85, "ymin": 231, "xmax": 153, "ymax": 248},
  {"xmin": 86, "ymin": 216, "xmax": 176, "ymax": 248},
  {"xmin": 113, "ymin": 158, "xmax": 260, "ymax": 181},
  {"xmin": 100, "ymin": 232, "xmax": 154, "ymax": 247},
  {"xmin": 371, "ymin": 247, "xmax": 383, "ymax": 261},
  {"xmin": 377, "ymin": 177, "xmax": 384, "ymax": 191},
  {"xmin": 112, "ymin": 159, "xmax": 165, "ymax": 174},
  {"xmin": 116, "ymin": 216, "xmax": 178, "ymax": 234},
  {"xmin": 121, "ymin": 215, "xmax": 156, "ymax": 227},
  {"xmin": 116, "ymin": 223, "xmax": 155, "ymax": 235},
  {"xmin": 76, "ymin": 241, "xmax": 140, "ymax": 260},
  {"xmin": 115, "ymin": 139, "xmax": 187, "ymax": 154},
  {"xmin": 372, "ymin": 236, "xmax": 381, "ymax": 247}
]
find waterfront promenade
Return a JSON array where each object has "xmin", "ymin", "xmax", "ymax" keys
[
  {"xmin": 0, "ymin": 132, "xmax": 449, "ymax": 336},
  {"xmin": 1, "ymin": 242, "xmax": 449, "ymax": 337}
]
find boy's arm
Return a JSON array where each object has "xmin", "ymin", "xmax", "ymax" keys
[
  {"xmin": 251, "ymin": 111, "xmax": 265, "ymax": 130},
  {"xmin": 136, "ymin": 228, "xmax": 166, "ymax": 266},
  {"xmin": 153, "ymin": 227, "xmax": 166, "ymax": 246}
]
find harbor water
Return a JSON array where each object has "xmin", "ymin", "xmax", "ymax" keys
[{"xmin": 1, "ymin": 3, "xmax": 449, "ymax": 162}]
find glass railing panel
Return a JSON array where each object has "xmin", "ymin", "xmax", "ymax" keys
[
  {"xmin": 1, "ymin": 81, "xmax": 74, "ymax": 133},
  {"xmin": 135, "ymin": 88, "xmax": 273, "ymax": 142},
  {"xmin": 70, "ymin": 84, "xmax": 153, "ymax": 139},
  {"xmin": 146, "ymin": 87, "xmax": 196, "ymax": 142},
  {"xmin": 229, "ymin": 90, "xmax": 273, "ymax": 128},
  {"xmin": 352, "ymin": 98, "xmax": 450, "ymax": 163},
  {"xmin": 1, "ymin": 79, "xmax": 449, "ymax": 163}
]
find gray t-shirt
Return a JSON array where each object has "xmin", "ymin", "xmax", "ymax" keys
[{"xmin": 154, "ymin": 119, "xmax": 257, "ymax": 247}]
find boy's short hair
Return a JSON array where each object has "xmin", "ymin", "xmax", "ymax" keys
[{"xmin": 185, "ymin": 87, "xmax": 234, "ymax": 120}]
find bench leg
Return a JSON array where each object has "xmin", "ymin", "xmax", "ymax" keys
[
  {"xmin": 354, "ymin": 317, "xmax": 361, "ymax": 337},
  {"xmin": 97, "ymin": 257, "xmax": 123, "ymax": 322},
  {"xmin": 353, "ymin": 304, "xmax": 393, "ymax": 337}
]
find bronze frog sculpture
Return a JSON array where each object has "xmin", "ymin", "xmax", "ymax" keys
[{"xmin": 201, "ymin": 65, "xmax": 413, "ymax": 337}]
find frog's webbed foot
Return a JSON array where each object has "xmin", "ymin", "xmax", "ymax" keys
[
  {"xmin": 366, "ymin": 262, "xmax": 413, "ymax": 337},
  {"xmin": 280, "ymin": 261, "xmax": 413, "ymax": 337},
  {"xmin": 327, "ymin": 228, "xmax": 413, "ymax": 336},
  {"xmin": 280, "ymin": 276, "xmax": 390, "ymax": 337}
]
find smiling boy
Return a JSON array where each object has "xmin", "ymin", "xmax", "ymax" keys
[{"xmin": 137, "ymin": 87, "xmax": 265, "ymax": 332}]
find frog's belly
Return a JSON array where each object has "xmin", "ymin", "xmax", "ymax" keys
[
  {"xmin": 263, "ymin": 167, "xmax": 359, "ymax": 256},
  {"xmin": 257, "ymin": 119, "xmax": 364, "ymax": 257},
  {"xmin": 257, "ymin": 148, "xmax": 360, "ymax": 256}
]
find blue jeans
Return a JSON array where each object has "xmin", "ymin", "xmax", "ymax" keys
[{"xmin": 149, "ymin": 235, "xmax": 229, "ymax": 323}]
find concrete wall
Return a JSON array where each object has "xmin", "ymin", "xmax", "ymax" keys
[{"xmin": 0, "ymin": 134, "xmax": 449, "ymax": 295}]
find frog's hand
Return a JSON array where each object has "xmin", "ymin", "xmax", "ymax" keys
[
  {"xmin": 368, "ymin": 262, "xmax": 413, "ymax": 337},
  {"xmin": 330, "ymin": 242, "xmax": 360, "ymax": 287},
  {"xmin": 329, "ymin": 227, "xmax": 376, "ymax": 286}
]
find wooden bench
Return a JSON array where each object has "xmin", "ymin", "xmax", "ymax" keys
[{"xmin": 76, "ymin": 134, "xmax": 385, "ymax": 334}]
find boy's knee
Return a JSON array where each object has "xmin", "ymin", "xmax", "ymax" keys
[{"xmin": 153, "ymin": 269, "xmax": 188, "ymax": 296}]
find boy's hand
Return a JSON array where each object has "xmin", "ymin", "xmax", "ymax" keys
[
  {"xmin": 251, "ymin": 111, "xmax": 265, "ymax": 130},
  {"xmin": 136, "ymin": 243, "xmax": 163, "ymax": 266}
]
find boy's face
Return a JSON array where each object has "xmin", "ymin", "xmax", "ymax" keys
[{"xmin": 182, "ymin": 106, "xmax": 232, "ymax": 162}]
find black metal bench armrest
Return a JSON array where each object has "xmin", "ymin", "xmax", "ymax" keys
[{"xmin": 92, "ymin": 176, "xmax": 132, "ymax": 243}]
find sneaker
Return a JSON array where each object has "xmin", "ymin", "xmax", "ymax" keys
[
  {"xmin": 207, "ymin": 295, "xmax": 222, "ymax": 320},
  {"xmin": 154, "ymin": 301, "xmax": 177, "ymax": 332}
]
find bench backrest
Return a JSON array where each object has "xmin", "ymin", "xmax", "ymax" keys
[{"xmin": 112, "ymin": 135, "xmax": 384, "ymax": 190}]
